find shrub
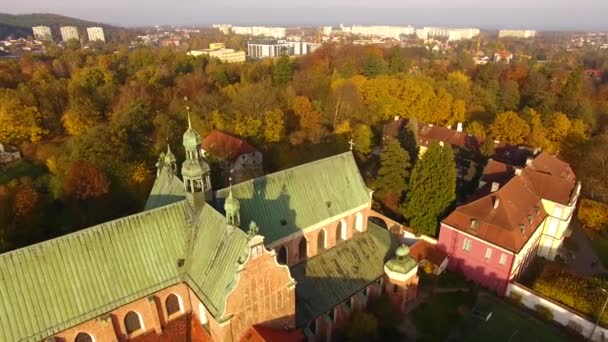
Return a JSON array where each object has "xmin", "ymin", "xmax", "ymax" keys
[
  {"xmin": 534, "ymin": 304, "xmax": 554, "ymax": 321},
  {"xmin": 509, "ymin": 292, "xmax": 523, "ymax": 305},
  {"xmin": 578, "ymin": 198, "xmax": 608, "ymax": 231}
]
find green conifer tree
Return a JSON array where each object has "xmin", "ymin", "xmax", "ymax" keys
[
  {"xmin": 273, "ymin": 55, "xmax": 294, "ymax": 87},
  {"xmin": 403, "ymin": 142, "xmax": 456, "ymax": 236},
  {"xmin": 375, "ymin": 137, "xmax": 411, "ymax": 203}
]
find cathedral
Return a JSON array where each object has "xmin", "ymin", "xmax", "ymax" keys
[{"xmin": 0, "ymin": 117, "xmax": 419, "ymax": 342}]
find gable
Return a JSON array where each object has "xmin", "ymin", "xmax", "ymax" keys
[
  {"xmin": 214, "ymin": 152, "xmax": 371, "ymax": 245},
  {"xmin": 145, "ymin": 166, "xmax": 185, "ymax": 211}
]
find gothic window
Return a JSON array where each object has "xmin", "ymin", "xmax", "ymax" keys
[
  {"xmin": 277, "ymin": 245, "xmax": 288, "ymax": 265},
  {"xmin": 299, "ymin": 238, "xmax": 308, "ymax": 261},
  {"xmin": 124, "ymin": 311, "xmax": 143, "ymax": 334},
  {"xmin": 336, "ymin": 220, "xmax": 346, "ymax": 244},
  {"xmin": 165, "ymin": 294, "xmax": 182, "ymax": 317},
  {"xmin": 317, "ymin": 229, "xmax": 326, "ymax": 252},
  {"xmin": 74, "ymin": 332, "xmax": 93, "ymax": 342}
]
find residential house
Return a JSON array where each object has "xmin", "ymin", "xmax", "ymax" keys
[
  {"xmin": 202, "ymin": 130, "xmax": 263, "ymax": 184},
  {"xmin": 437, "ymin": 152, "xmax": 580, "ymax": 295}
]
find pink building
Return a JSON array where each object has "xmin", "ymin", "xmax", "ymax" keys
[{"xmin": 437, "ymin": 152, "xmax": 578, "ymax": 296}]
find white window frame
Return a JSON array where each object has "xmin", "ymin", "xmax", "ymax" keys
[
  {"xmin": 484, "ymin": 248, "xmax": 492, "ymax": 260},
  {"xmin": 462, "ymin": 238, "xmax": 472, "ymax": 252},
  {"xmin": 499, "ymin": 253, "xmax": 507, "ymax": 266}
]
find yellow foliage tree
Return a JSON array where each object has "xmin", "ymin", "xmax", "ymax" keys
[
  {"xmin": 489, "ymin": 111, "xmax": 530, "ymax": 144},
  {"xmin": 130, "ymin": 162, "xmax": 150, "ymax": 184},
  {"xmin": 0, "ymin": 94, "xmax": 46, "ymax": 143},
  {"xmin": 334, "ymin": 120, "xmax": 352, "ymax": 135},
  {"xmin": 578, "ymin": 198, "xmax": 608, "ymax": 231},
  {"xmin": 263, "ymin": 108, "xmax": 285, "ymax": 143}
]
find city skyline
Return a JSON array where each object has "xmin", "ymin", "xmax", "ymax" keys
[{"xmin": 4, "ymin": 0, "xmax": 608, "ymax": 30}]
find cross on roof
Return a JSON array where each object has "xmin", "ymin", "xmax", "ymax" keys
[{"xmin": 348, "ymin": 139, "xmax": 355, "ymax": 151}]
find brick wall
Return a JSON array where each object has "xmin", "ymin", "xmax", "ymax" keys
[{"xmin": 222, "ymin": 243, "xmax": 296, "ymax": 341}]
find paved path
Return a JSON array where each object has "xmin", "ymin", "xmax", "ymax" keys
[{"xmin": 569, "ymin": 226, "xmax": 607, "ymax": 276}]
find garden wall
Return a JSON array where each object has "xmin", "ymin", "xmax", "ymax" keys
[{"xmin": 506, "ymin": 282, "xmax": 608, "ymax": 341}]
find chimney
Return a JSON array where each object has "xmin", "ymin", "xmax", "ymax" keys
[
  {"xmin": 493, "ymin": 196, "xmax": 500, "ymax": 209},
  {"xmin": 439, "ymin": 141, "xmax": 444, "ymax": 147},
  {"xmin": 491, "ymin": 182, "xmax": 500, "ymax": 192},
  {"xmin": 514, "ymin": 168, "xmax": 522, "ymax": 176},
  {"xmin": 525, "ymin": 157, "xmax": 533, "ymax": 166},
  {"xmin": 394, "ymin": 115, "xmax": 400, "ymax": 121},
  {"xmin": 456, "ymin": 122, "xmax": 463, "ymax": 132},
  {"xmin": 447, "ymin": 125, "xmax": 452, "ymax": 129}
]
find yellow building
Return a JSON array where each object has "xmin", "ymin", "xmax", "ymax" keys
[{"xmin": 188, "ymin": 43, "xmax": 246, "ymax": 63}]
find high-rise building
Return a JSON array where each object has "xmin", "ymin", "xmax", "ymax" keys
[
  {"xmin": 231, "ymin": 26, "xmax": 286, "ymax": 39},
  {"xmin": 498, "ymin": 29, "xmax": 537, "ymax": 39},
  {"xmin": 416, "ymin": 27, "xmax": 480, "ymax": 41},
  {"xmin": 247, "ymin": 39, "xmax": 320, "ymax": 59},
  {"xmin": 60, "ymin": 26, "xmax": 79, "ymax": 42},
  {"xmin": 86, "ymin": 27, "xmax": 105, "ymax": 42},
  {"xmin": 32, "ymin": 26, "xmax": 52, "ymax": 41}
]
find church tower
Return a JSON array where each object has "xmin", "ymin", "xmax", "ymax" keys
[{"xmin": 181, "ymin": 108, "xmax": 212, "ymax": 208}]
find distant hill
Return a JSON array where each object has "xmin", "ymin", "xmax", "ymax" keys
[{"xmin": 0, "ymin": 13, "xmax": 111, "ymax": 39}]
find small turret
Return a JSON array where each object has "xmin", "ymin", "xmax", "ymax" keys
[
  {"xmin": 383, "ymin": 244, "xmax": 419, "ymax": 312},
  {"xmin": 225, "ymin": 177, "xmax": 240, "ymax": 227},
  {"xmin": 181, "ymin": 107, "xmax": 212, "ymax": 209},
  {"xmin": 164, "ymin": 144, "xmax": 177, "ymax": 174}
]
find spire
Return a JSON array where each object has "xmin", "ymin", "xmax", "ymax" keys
[{"xmin": 187, "ymin": 105, "xmax": 192, "ymax": 130}]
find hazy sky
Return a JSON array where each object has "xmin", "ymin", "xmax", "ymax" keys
[{"xmin": 5, "ymin": 0, "xmax": 608, "ymax": 30}]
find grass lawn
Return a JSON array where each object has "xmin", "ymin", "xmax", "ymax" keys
[
  {"xmin": 584, "ymin": 228, "xmax": 608, "ymax": 268},
  {"xmin": 412, "ymin": 291, "xmax": 475, "ymax": 342},
  {"xmin": 0, "ymin": 159, "xmax": 47, "ymax": 185},
  {"xmin": 464, "ymin": 296, "xmax": 576, "ymax": 342}
]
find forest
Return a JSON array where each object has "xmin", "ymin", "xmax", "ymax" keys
[{"xmin": 1, "ymin": 40, "xmax": 608, "ymax": 252}]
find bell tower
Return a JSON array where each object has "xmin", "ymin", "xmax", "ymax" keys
[
  {"xmin": 181, "ymin": 107, "xmax": 212, "ymax": 208},
  {"xmin": 224, "ymin": 177, "xmax": 240, "ymax": 227}
]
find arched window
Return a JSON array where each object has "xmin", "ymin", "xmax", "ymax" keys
[
  {"xmin": 336, "ymin": 220, "xmax": 347, "ymax": 244},
  {"xmin": 277, "ymin": 245, "xmax": 288, "ymax": 265},
  {"xmin": 165, "ymin": 294, "xmax": 182, "ymax": 317},
  {"xmin": 299, "ymin": 237, "xmax": 308, "ymax": 261},
  {"xmin": 75, "ymin": 332, "xmax": 93, "ymax": 342},
  {"xmin": 355, "ymin": 212, "xmax": 363, "ymax": 232},
  {"xmin": 317, "ymin": 229, "xmax": 326, "ymax": 252},
  {"xmin": 124, "ymin": 311, "xmax": 143, "ymax": 334},
  {"xmin": 198, "ymin": 303, "xmax": 208, "ymax": 325}
]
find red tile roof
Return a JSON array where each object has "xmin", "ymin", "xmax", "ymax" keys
[
  {"xmin": 240, "ymin": 325, "xmax": 304, "ymax": 342},
  {"xmin": 417, "ymin": 124, "xmax": 481, "ymax": 151},
  {"xmin": 443, "ymin": 174, "xmax": 548, "ymax": 253},
  {"xmin": 202, "ymin": 130, "xmax": 258, "ymax": 162},
  {"xmin": 444, "ymin": 152, "xmax": 577, "ymax": 252},
  {"xmin": 409, "ymin": 240, "xmax": 448, "ymax": 266}
]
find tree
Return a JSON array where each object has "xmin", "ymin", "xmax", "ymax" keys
[
  {"xmin": 0, "ymin": 92, "xmax": 46, "ymax": 143},
  {"xmin": 263, "ymin": 108, "xmax": 285, "ymax": 142},
  {"xmin": 578, "ymin": 199, "xmax": 608, "ymax": 231},
  {"xmin": 14, "ymin": 184, "xmax": 39, "ymax": 218},
  {"xmin": 273, "ymin": 55, "xmax": 293, "ymax": 87},
  {"xmin": 63, "ymin": 161, "xmax": 110, "ymax": 200},
  {"xmin": 489, "ymin": 111, "xmax": 530, "ymax": 144},
  {"xmin": 465, "ymin": 121, "xmax": 486, "ymax": 138},
  {"xmin": 375, "ymin": 138, "xmax": 411, "ymax": 211},
  {"xmin": 352, "ymin": 124, "xmax": 373, "ymax": 156},
  {"xmin": 292, "ymin": 96, "xmax": 327, "ymax": 143},
  {"xmin": 500, "ymin": 80, "xmax": 520, "ymax": 111},
  {"xmin": 403, "ymin": 142, "xmax": 456, "ymax": 236},
  {"xmin": 363, "ymin": 54, "xmax": 388, "ymax": 78},
  {"xmin": 388, "ymin": 47, "xmax": 408, "ymax": 74},
  {"xmin": 479, "ymin": 138, "xmax": 495, "ymax": 158}
]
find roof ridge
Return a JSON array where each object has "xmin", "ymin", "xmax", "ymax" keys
[
  {"xmin": 0, "ymin": 200, "xmax": 187, "ymax": 257},
  {"xmin": 218, "ymin": 151, "xmax": 355, "ymax": 192}
]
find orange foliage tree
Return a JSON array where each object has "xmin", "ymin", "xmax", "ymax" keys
[{"xmin": 63, "ymin": 161, "xmax": 110, "ymax": 200}]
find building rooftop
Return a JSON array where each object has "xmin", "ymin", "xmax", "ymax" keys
[
  {"xmin": 202, "ymin": 130, "xmax": 259, "ymax": 162},
  {"xmin": 290, "ymin": 222, "xmax": 396, "ymax": 326},
  {"xmin": 409, "ymin": 240, "xmax": 448, "ymax": 266}
]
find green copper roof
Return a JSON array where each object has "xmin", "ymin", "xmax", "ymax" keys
[
  {"xmin": 0, "ymin": 202, "xmax": 190, "ymax": 342},
  {"xmin": 183, "ymin": 128, "xmax": 202, "ymax": 148},
  {"xmin": 185, "ymin": 204, "xmax": 249, "ymax": 318},
  {"xmin": 145, "ymin": 165, "xmax": 185, "ymax": 211},
  {"xmin": 215, "ymin": 152, "xmax": 371, "ymax": 244},
  {"xmin": 290, "ymin": 222, "xmax": 396, "ymax": 326},
  {"xmin": 0, "ymin": 196, "xmax": 252, "ymax": 341},
  {"xmin": 164, "ymin": 145, "xmax": 177, "ymax": 164},
  {"xmin": 385, "ymin": 247, "xmax": 418, "ymax": 275}
]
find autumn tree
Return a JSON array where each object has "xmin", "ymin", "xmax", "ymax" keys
[
  {"xmin": 578, "ymin": 199, "xmax": 608, "ymax": 231},
  {"xmin": 63, "ymin": 161, "xmax": 110, "ymax": 200},
  {"xmin": 0, "ymin": 91, "xmax": 46, "ymax": 143},
  {"xmin": 465, "ymin": 121, "xmax": 486, "ymax": 138},
  {"xmin": 291, "ymin": 96, "xmax": 327, "ymax": 144},
  {"xmin": 375, "ymin": 138, "xmax": 411, "ymax": 213},
  {"xmin": 403, "ymin": 142, "xmax": 456, "ymax": 236},
  {"xmin": 273, "ymin": 55, "xmax": 294, "ymax": 87},
  {"xmin": 263, "ymin": 108, "xmax": 285, "ymax": 142},
  {"xmin": 351, "ymin": 124, "xmax": 373, "ymax": 156},
  {"xmin": 479, "ymin": 138, "xmax": 495, "ymax": 158},
  {"xmin": 489, "ymin": 111, "xmax": 530, "ymax": 144}
]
